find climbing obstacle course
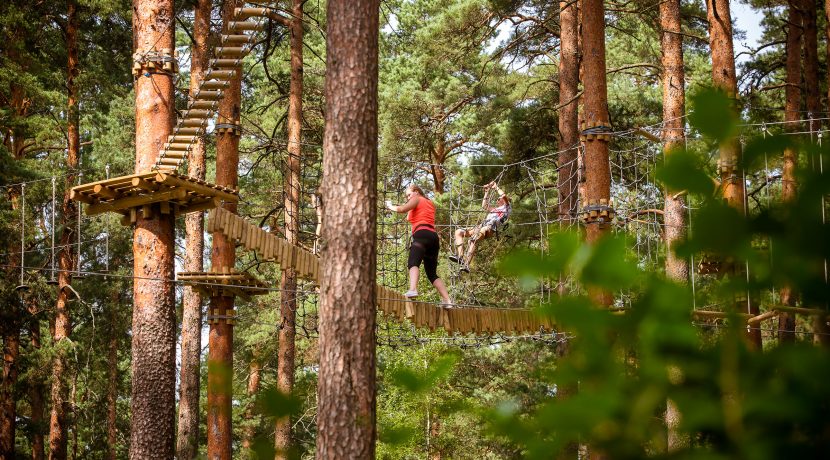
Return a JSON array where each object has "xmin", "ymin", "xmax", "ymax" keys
[
  {"xmin": 70, "ymin": 171, "xmax": 238, "ymax": 224},
  {"xmin": 206, "ymin": 207, "xmax": 556, "ymax": 335}
]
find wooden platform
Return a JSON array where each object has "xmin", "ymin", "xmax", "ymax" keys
[
  {"xmin": 177, "ymin": 268, "xmax": 268, "ymax": 299},
  {"xmin": 70, "ymin": 171, "xmax": 238, "ymax": 224}
]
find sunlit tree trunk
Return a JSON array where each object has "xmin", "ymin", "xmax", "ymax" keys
[
  {"xmin": 316, "ymin": 0, "xmax": 380, "ymax": 457},
  {"xmin": 130, "ymin": 0, "xmax": 177, "ymax": 457},
  {"xmin": 242, "ymin": 358, "xmax": 262, "ymax": 452},
  {"xmin": 779, "ymin": 0, "xmax": 803, "ymax": 343},
  {"xmin": 558, "ymin": 0, "xmax": 579, "ymax": 226},
  {"xmin": 28, "ymin": 300, "xmax": 45, "ymax": 460},
  {"xmin": 177, "ymin": 0, "xmax": 211, "ymax": 457},
  {"xmin": 581, "ymin": 0, "xmax": 612, "ymax": 307},
  {"xmin": 49, "ymin": 2, "xmax": 81, "ymax": 457},
  {"xmin": 660, "ymin": 0, "xmax": 688, "ymax": 449},
  {"xmin": 275, "ymin": 0, "xmax": 304, "ymax": 457},
  {"xmin": 206, "ymin": 1, "xmax": 242, "ymax": 458}
]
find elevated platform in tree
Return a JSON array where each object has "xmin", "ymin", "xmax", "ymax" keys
[
  {"xmin": 177, "ymin": 268, "xmax": 268, "ymax": 300},
  {"xmin": 70, "ymin": 171, "xmax": 238, "ymax": 224},
  {"xmin": 206, "ymin": 207, "xmax": 556, "ymax": 335}
]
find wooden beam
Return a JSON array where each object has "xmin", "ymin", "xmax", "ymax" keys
[
  {"xmin": 86, "ymin": 188, "xmax": 187, "ymax": 216},
  {"xmin": 155, "ymin": 172, "xmax": 238, "ymax": 201},
  {"xmin": 747, "ymin": 310, "xmax": 779, "ymax": 325}
]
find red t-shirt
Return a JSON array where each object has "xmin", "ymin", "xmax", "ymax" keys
[{"xmin": 407, "ymin": 197, "xmax": 436, "ymax": 234}]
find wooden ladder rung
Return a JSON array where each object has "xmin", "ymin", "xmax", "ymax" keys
[
  {"xmin": 201, "ymin": 80, "xmax": 230, "ymax": 90},
  {"xmin": 210, "ymin": 59, "xmax": 240, "ymax": 69},
  {"xmin": 220, "ymin": 34, "xmax": 252, "ymax": 45},
  {"xmin": 215, "ymin": 47, "xmax": 246, "ymax": 58},
  {"xmin": 158, "ymin": 158, "xmax": 183, "ymax": 166},
  {"xmin": 234, "ymin": 7, "xmax": 272, "ymax": 18},
  {"xmin": 164, "ymin": 142, "xmax": 192, "ymax": 150},
  {"xmin": 228, "ymin": 21, "xmax": 265, "ymax": 32},
  {"xmin": 189, "ymin": 100, "xmax": 216, "ymax": 110},
  {"xmin": 193, "ymin": 90, "xmax": 223, "ymax": 100},
  {"xmin": 183, "ymin": 109, "xmax": 212, "ymax": 118},
  {"xmin": 172, "ymin": 127, "xmax": 202, "ymax": 135},
  {"xmin": 205, "ymin": 69, "xmax": 236, "ymax": 80},
  {"xmin": 181, "ymin": 118, "xmax": 207, "ymax": 127}
]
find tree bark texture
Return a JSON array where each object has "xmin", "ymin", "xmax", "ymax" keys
[
  {"xmin": 706, "ymin": 0, "xmax": 759, "ymax": 346},
  {"xmin": 779, "ymin": 0, "xmax": 803, "ymax": 342},
  {"xmin": 660, "ymin": 0, "xmax": 688, "ymax": 284},
  {"xmin": 1, "ymin": 324, "xmax": 20, "ymax": 459},
  {"xmin": 581, "ymin": 0, "xmax": 613, "ymax": 307},
  {"xmin": 275, "ymin": 0, "xmax": 304, "ymax": 456},
  {"xmin": 130, "ymin": 0, "xmax": 177, "ymax": 458},
  {"xmin": 28, "ymin": 304, "xmax": 45, "ymax": 460},
  {"xmin": 207, "ymin": 2, "xmax": 241, "ymax": 458},
  {"xmin": 557, "ymin": 0, "xmax": 579, "ymax": 225},
  {"xmin": 706, "ymin": 0, "xmax": 744, "ymax": 210},
  {"xmin": 177, "ymin": 0, "xmax": 211, "ymax": 458},
  {"xmin": 802, "ymin": 0, "xmax": 819, "ymax": 132},
  {"xmin": 242, "ymin": 358, "xmax": 262, "ymax": 452},
  {"xmin": 316, "ymin": 0, "xmax": 380, "ymax": 458},
  {"xmin": 107, "ymin": 306, "xmax": 119, "ymax": 460},
  {"xmin": 660, "ymin": 0, "xmax": 688, "ymax": 449},
  {"xmin": 49, "ymin": 2, "xmax": 80, "ymax": 457}
]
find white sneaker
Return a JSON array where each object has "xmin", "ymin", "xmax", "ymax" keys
[
  {"xmin": 404, "ymin": 290, "xmax": 418, "ymax": 298},
  {"xmin": 441, "ymin": 299, "xmax": 455, "ymax": 308}
]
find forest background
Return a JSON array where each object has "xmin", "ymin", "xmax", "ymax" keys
[{"xmin": 1, "ymin": 0, "xmax": 829, "ymax": 458}]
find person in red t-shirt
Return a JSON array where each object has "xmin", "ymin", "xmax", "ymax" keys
[
  {"xmin": 387, "ymin": 184, "xmax": 453, "ymax": 306},
  {"xmin": 450, "ymin": 181, "xmax": 511, "ymax": 272}
]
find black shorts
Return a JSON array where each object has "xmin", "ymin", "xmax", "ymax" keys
[{"xmin": 408, "ymin": 229, "xmax": 440, "ymax": 283}]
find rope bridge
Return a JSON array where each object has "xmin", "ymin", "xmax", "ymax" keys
[{"xmin": 198, "ymin": 207, "xmax": 556, "ymax": 335}]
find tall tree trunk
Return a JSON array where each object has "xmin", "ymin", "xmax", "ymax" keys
[
  {"xmin": 803, "ymin": 0, "xmax": 819, "ymax": 131},
  {"xmin": 316, "ymin": 0, "xmax": 380, "ymax": 457},
  {"xmin": 49, "ymin": 3, "xmax": 81, "ymax": 457},
  {"xmin": 581, "ymin": 0, "xmax": 612, "ymax": 307},
  {"xmin": 557, "ymin": 0, "xmax": 579, "ymax": 226},
  {"xmin": 28, "ymin": 301, "xmax": 45, "ymax": 460},
  {"xmin": 275, "ymin": 0, "xmax": 304, "ymax": 457},
  {"xmin": 177, "ymin": 0, "xmax": 211, "ymax": 457},
  {"xmin": 779, "ymin": 0, "xmax": 803, "ymax": 343},
  {"xmin": 1, "ymin": 322, "xmax": 20, "ymax": 459},
  {"xmin": 706, "ymin": 0, "xmax": 760, "ymax": 346},
  {"xmin": 106, "ymin": 304, "xmax": 119, "ymax": 460},
  {"xmin": 660, "ymin": 0, "xmax": 688, "ymax": 450},
  {"xmin": 242, "ymin": 358, "xmax": 262, "ymax": 452},
  {"xmin": 207, "ymin": 2, "xmax": 242, "ymax": 458},
  {"xmin": 129, "ymin": 0, "xmax": 177, "ymax": 457}
]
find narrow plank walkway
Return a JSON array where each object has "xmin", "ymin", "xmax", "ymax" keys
[{"xmin": 205, "ymin": 207, "xmax": 555, "ymax": 335}]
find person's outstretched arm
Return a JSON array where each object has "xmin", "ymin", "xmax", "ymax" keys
[{"xmin": 386, "ymin": 194, "xmax": 420, "ymax": 213}]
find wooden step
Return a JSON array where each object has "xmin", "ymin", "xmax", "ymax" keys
[
  {"xmin": 181, "ymin": 118, "xmax": 208, "ymax": 128},
  {"xmin": 158, "ymin": 158, "xmax": 183, "ymax": 166},
  {"xmin": 164, "ymin": 142, "xmax": 192, "ymax": 150},
  {"xmin": 171, "ymin": 127, "xmax": 202, "ymax": 136},
  {"xmin": 205, "ymin": 69, "xmax": 236, "ymax": 80},
  {"xmin": 160, "ymin": 151, "xmax": 187, "ymax": 159},
  {"xmin": 183, "ymin": 109, "xmax": 212, "ymax": 118},
  {"xmin": 210, "ymin": 59, "xmax": 240, "ymax": 69},
  {"xmin": 216, "ymin": 47, "xmax": 246, "ymax": 58},
  {"xmin": 234, "ymin": 7, "xmax": 273, "ymax": 18},
  {"xmin": 189, "ymin": 100, "xmax": 216, "ymax": 110},
  {"xmin": 168, "ymin": 136, "xmax": 198, "ymax": 145},
  {"xmin": 228, "ymin": 21, "xmax": 265, "ymax": 32},
  {"xmin": 192, "ymin": 90, "xmax": 223, "ymax": 100},
  {"xmin": 220, "ymin": 34, "xmax": 252, "ymax": 45},
  {"xmin": 201, "ymin": 80, "xmax": 231, "ymax": 90}
]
